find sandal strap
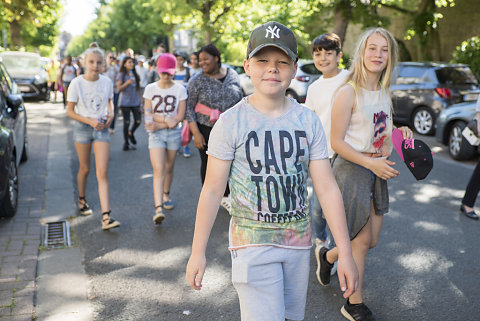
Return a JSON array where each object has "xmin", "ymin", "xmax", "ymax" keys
[
  {"xmin": 102, "ymin": 210, "xmax": 111, "ymax": 221},
  {"xmin": 155, "ymin": 205, "xmax": 163, "ymax": 209},
  {"xmin": 163, "ymin": 191, "xmax": 170, "ymax": 195}
]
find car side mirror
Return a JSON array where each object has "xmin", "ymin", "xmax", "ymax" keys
[{"xmin": 7, "ymin": 94, "xmax": 23, "ymax": 111}]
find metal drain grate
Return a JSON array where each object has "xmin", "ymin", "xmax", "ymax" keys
[{"xmin": 44, "ymin": 221, "xmax": 71, "ymax": 249}]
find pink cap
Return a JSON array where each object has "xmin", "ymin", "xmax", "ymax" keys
[{"xmin": 157, "ymin": 53, "xmax": 177, "ymax": 76}]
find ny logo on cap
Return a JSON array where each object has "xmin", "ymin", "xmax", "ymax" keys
[{"xmin": 265, "ymin": 25, "xmax": 280, "ymax": 39}]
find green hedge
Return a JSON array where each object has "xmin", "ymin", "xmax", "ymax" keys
[{"xmin": 451, "ymin": 37, "xmax": 480, "ymax": 77}]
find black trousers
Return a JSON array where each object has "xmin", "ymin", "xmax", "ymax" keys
[
  {"xmin": 462, "ymin": 159, "xmax": 480, "ymax": 207},
  {"xmin": 120, "ymin": 106, "xmax": 141, "ymax": 144},
  {"xmin": 197, "ymin": 123, "xmax": 229, "ymax": 197}
]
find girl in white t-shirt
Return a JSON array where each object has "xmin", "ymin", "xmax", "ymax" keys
[
  {"xmin": 320, "ymin": 28, "xmax": 413, "ymax": 320},
  {"xmin": 66, "ymin": 47, "xmax": 120, "ymax": 231},
  {"xmin": 143, "ymin": 53, "xmax": 187, "ymax": 224}
]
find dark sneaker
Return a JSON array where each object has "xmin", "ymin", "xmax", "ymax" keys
[
  {"xmin": 317, "ymin": 246, "xmax": 333, "ymax": 286},
  {"xmin": 341, "ymin": 300, "xmax": 375, "ymax": 321},
  {"xmin": 128, "ymin": 132, "xmax": 137, "ymax": 145},
  {"xmin": 123, "ymin": 143, "xmax": 129, "ymax": 151}
]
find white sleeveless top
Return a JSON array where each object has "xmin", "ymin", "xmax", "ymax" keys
[{"xmin": 344, "ymin": 83, "xmax": 393, "ymax": 154}]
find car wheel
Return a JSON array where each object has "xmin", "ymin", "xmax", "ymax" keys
[
  {"xmin": 41, "ymin": 89, "xmax": 50, "ymax": 102},
  {"xmin": 285, "ymin": 90, "xmax": 299, "ymax": 102},
  {"xmin": 0, "ymin": 154, "xmax": 18, "ymax": 217},
  {"xmin": 412, "ymin": 107, "xmax": 435, "ymax": 135},
  {"xmin": 20, "ymin": 136, "xmax": 28, "ymax": 163},
  {"xmin": 448, "ymin": 121, "xmax": 476, "ymax": 160}
]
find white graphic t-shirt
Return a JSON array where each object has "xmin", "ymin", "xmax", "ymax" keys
[
  {"xmin": 208, "ymin": 97, "xmax": 329, "ymax": 250},
  {"xmin": 143, "ymin": 82, "xmax": 187, "ymax": 119},
  {"xmin": 67, "ymin": 75, "xmax": 113, "ymax": 118}
]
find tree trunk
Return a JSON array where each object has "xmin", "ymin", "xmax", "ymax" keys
[
  {"xmin": 10, "ymin": 19, "xmax": 22, "ymax": 48},
  {"xmin": 332, "ymin": 0, "xmax": 352, "ymax": 44}
]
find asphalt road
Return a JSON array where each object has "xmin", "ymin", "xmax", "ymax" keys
[{"xmin": 28, "ymin": 101, "xmax": 480, "ymax": 320}]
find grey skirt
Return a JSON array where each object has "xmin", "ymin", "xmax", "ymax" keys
[{"xmin": 331, "ymin": 155, "xmax": 389, "ymax": 240}]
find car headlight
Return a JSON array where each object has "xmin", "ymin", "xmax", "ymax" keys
[{"xmin": 34, "ymin": 73, "xmax": 47, "ymax": 85}]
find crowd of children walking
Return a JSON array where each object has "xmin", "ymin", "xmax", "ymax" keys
[{"xmin": 63, "ymin": 21, "xmax": 419, "ymax": 321}]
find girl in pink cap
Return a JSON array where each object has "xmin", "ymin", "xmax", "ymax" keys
[{"xmin": 143, "ymin": 53, "xmax": 187, "ymax": 224}]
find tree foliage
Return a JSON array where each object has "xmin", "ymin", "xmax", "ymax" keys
[
  {"xmin": 66, "ymin": 0, "xmax": 458, "ymax": 63},
  {"xmin": 0, "ymin": 0, "xmax": 61, "ymax": 54},
  {"xmin": 451, "ymin": 37, "xmax": 480, "ymax": 77}
]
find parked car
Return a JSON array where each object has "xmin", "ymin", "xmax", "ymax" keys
[
  {"xmin": 435, "ymin": 100, "xmax": 478, "ymax": 160},
  {"xmin": 390, "ymin": 62, "xmax": 479, "ymax": 135},
  {"xmin": 0, "ymin": 51, "xmax": 50, "ymax": 101},
  {"xmin": 239, "ymin": 59, "xmax": 321, "ymax": 103},
  {"xmin": 0, "ymin": 58, "xmax": 28, "ymax": 217}
]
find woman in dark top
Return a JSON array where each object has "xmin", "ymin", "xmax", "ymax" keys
[
  {"xmin": 117, "ymin": 56, "xmax": 142, "ymax": 151},
  {"xmin": 186, "ymin": 44, "xmax": 243, "ymax": 211}
]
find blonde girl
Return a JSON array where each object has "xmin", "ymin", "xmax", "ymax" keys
[
  {"xmin": 66, "ymin": 47, "xmax": 120, "ymax": 231},
  {"xmin": 317, "ymin": 28, "xmax": 413, "ymax": 320},
  {"xmin": 143, "ymin": 53, "xmax": 187, "ymax": 224}
]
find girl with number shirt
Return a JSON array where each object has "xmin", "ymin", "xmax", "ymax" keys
[
  {"xmin": 66, "ymin": 47, "xmax": 120, "ymax": 231},
  {"xmin": 143, "ymin": 53, "xmax": 187, "ymax": 224}
]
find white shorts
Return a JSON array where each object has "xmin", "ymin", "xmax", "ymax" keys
[{"xmin": 231, "ymin": 246, "xmax": 310, "ymax": 321}]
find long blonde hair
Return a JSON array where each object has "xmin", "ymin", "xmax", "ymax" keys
[{"xmin": 346, "ymin": 28, "xmax": 398, "ymax": 98}]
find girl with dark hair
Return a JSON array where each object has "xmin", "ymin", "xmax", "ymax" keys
[
  {"xmin": 117, "ymin": 56, "xmax": 142, "ymax": 150},
  {"xmin": 185, "ymin": 43, "xmax": 243, "ymax": 211}
]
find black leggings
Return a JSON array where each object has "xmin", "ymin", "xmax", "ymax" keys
[
  {"xmin": 197, "ymin": 123, "xmax": 229, "ymax": 197},
  {"xmin": 120, "ymin": 106, "xmax": 141, "ymax": 144},
  {"xmin": 462, "ymin": 159, "xmax": 480, "ymax": 207}
]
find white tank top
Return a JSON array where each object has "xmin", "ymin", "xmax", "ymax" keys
[{"xmin": 344, "ymin": 83, "xmax": 393, "ymax": 154}]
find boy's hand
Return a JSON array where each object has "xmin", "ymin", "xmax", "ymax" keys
[
  {"xmin": 336, "ymin": 255, "xmax": 359, "ymax": 298},
  {"xmin": 186, "ymin": 253, "xmax": 206, "ymax": 290}
]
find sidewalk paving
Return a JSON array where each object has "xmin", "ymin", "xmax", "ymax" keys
[
  {"xmin": 0, "ymin": 114, "xmax": 49, "ymax": 320},
  {"xmin": 0, "ymin": 104, "xmax": 92, "ymax": 321}
]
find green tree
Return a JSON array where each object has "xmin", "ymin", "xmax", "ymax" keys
[
  {"xmin": 0, "ymin": 0, "xmax": 61, "ymax": 52},
  {"xmin": 451, "ymin": 37, "xmax": 480, "ymax": 77}
]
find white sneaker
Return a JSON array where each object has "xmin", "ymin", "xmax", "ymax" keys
[{"xmin": 220, "ymin": 196, "xmax": 231, "ymax": 213}]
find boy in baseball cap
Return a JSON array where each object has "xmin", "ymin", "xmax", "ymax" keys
[{"xmin": 186, "ymin": 21, "xmax": 358, "ymax": 321}]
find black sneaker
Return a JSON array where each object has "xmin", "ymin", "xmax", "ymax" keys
[
  {"xmin": 123, "ymin": 143, "xmax": 129, "ymax": 151},
  {"xmin": 317, "ymin": 247, "xmax": 333, "ymax": 286},
  {"xmin": 341, "ymin": 300, "xmax": 375, "ymax": 321}
]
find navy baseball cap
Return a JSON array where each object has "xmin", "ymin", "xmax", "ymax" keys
[{"xmin": 246, "ymin": 21, "xmax": 298, "ymax": 62}]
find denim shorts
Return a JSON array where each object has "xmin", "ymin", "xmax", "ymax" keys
[
  {"xmin": 73, "ymin": 121, "xmax": 110, "ymax": 144},
  {"xmin": 231, "ymin": 246, "xmax": 310, "ymax": 321},
  {"xmin": 148, "ymin": 127, "xmax": 181, "ymax": 150}
]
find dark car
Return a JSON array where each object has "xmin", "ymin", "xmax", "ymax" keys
[
  {"xmin": 0, "ymin": 51, "xmax": 50, "ymax": 101},
  {"xmin": 435, "ymin": 101, "xmax": 478, "ymax": 160},
  {"xmin": 390, "ymin": 62, "xmax": 479, "ymax": 135},
  {"xmin": 0, "ymin": 58, "xmax": 28, "ymax": 217}
]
